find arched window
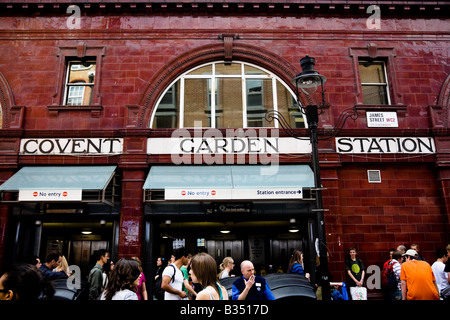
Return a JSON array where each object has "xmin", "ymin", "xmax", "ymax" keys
[{"xmin": 150, "ymin": 61, "xmax": 306, "ymax": 129}]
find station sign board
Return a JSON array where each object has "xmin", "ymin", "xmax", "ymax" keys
[
  {"xmin": 164, "ymin": 187, "xmax": 304, "ymax": 200},
  {"xmin": 19, "ymin": 189, "xmax": 82, "ymax": 201}
]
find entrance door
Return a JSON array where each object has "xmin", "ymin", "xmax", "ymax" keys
[
  {"xmin": 206, "ymin": 240, "xmax": 244, "ymax": 269},
  {"xmin": 270, "ymin": 239, "xmax": 303, "ymax": 273},
  {"xmin": 69, "ymin": 240, "xmax": 110, "ymax": 278},
  {"xmin": 38, "ymin": 221, "xmax": 114, "ymax": 279}
]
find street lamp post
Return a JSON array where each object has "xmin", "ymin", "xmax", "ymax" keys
[
  {"xmin": 266, "ymin": 55, "xmax": 358, "ymax": 301},
  {"xmin": 295, "ymin": 56, "xmax": 330, "ymax": 301}
]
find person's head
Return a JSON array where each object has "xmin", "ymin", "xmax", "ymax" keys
[
  {"xmin": 103, "ymin": 259, "xmax": 114, "ymax": 275},
  {"xmin": 240, "ymin": 260, "xmax": 255, "ymax": 279},
  {"xmin": 59, "ymin": 255, "xmax": 69, "ymax": 273},
  {"xmin": 410, "ymin": 244, "xmax": 420, "ymax": 253},
  {"xmin": 349, "ymin": 247, "xmax": 357, "ymax": 259},
  {"xmin": 220, "ymin": 257, "xmax": 234, "ymax": 271},
  {"xmin": 397, "ymin": 245, "xmax": 406, "ymax": 254},
  {"xmin": 44, "ymin": 252, "xmax": 62, "ymax": 269},
  {"xmin": 92, "ymin": 249, "xmax": 109, "ymax": 266},
  {"xmin": 131, "ymin": 256, "xmax": 143, "ymax": 273},
  {"xmin": 389, "ymin": 248, "xmax": 395, "ymax": 260},
  {"xmin": 290, "ymin": 250, "xmax": 303, "ymax": 263},
  {"xmin": 104, "ymin": 258, "xmax": 141, "ymax": 300},
  {"xmin": 403, "ymin": 249, "xmax": 418, "ymax": 261},
  {"xmin": 0, "ymin": 264, "xmax": 54, "ymax": 301},
  {"xmin": 436, "ymin": 248, "xmax": 448, "ymax": 262},
  {"xmin": 190, "ymin": 253, "xmax": 218, "ymax": 287},
  {"xmin": 26, "ymin": 256, "xmax": 42, "ymax": 269},
  {"xmin": 392, "ymin": 250, "xmax": 403, "ymax": 262},
  {"xmin": 156, "ymin": 257, "xmax": 163, "ymax": 266},
  {"xmin": 173, "ymin": 247, "xmax": 189, "ymax": 265}
]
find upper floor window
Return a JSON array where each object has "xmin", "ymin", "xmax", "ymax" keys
[
  {"xmin": 150, "ymin": 61, "xmax": 306, "ymax": 129},
  {"xmin": 358, "ymin": 59, "xmax": 390, "ymax": 105},
  {"xmin": 63, "ymin": 61, "xmax": 96, "ymax": 106}
]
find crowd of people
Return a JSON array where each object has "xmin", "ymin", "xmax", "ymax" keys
[
  {"xmin": 154, "ymin": 247, "xmax": 274, "ymax": 301},
  {"xmin": 379, "ymin": 244, "xmax": 450, "ymax": 300},
  {"xmin": 1, "ymin": 243, "xmax": 448, "ymax": 301},
  {"xmin": 339, "ymin": 244, "xmax": 450, "ymax": 301}
]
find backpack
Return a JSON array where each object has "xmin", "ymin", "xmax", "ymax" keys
[
  {"xmin": 381, "ymin": 260, "xmax": 398, "ymax": 290},
  {"xmin": 153, "ymin": 264, "xmax": 176, "ymax": 300}
]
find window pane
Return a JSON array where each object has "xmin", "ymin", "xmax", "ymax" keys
[
  {"xmin": 215, "ymin": 63, "xmax": 241, "ymax": 75},
  {"xmin": 184, "ymin": 79, "xmax": 210, "ymax": 127},
  {"xmin": 65, "ymin": 61, "xmax": 96, "ymax": 105},
  {"xmin": 152, "ymin": 80, "xmax": 180, "ymax": 128},
  {"xmin": 361, "ymin": 85, "xmax": 388, "ymax": 105},
  {"xmin": 246, "ymin": 79, "xmax": 274, "ymax": 127},
  {"xmin": 67, "ymin": 86, "xmax": 85, "ymax": 106},
  {"xmin": 68, "ymin": 62, "xmax": 96, "ymax": 84},
  {"xmin": 244, "ymin": 65, "xmax": 268, "ymax": 76},
  {"xmin": 217, "ymin": 78, "xmax": 243, "ymax": 128},
  {"xmin": 187, "ymin": 65, "xmax": 212, "ymax": 76},
  {"xmin": 359, "ymin": 62, "xmax": 386, "ymax": 84},
  {"xmin": 276, "ymin": 80, "xmax": 305, "ymax": 128}
]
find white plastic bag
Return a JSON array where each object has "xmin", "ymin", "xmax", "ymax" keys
[{"xmin": 350, "ymin": 286, "xmax": 367, "ymax": 300}]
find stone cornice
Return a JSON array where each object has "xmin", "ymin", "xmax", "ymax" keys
[{"xmin": 0, "ymin": 1, "xmax": 448, "ymax": 17}]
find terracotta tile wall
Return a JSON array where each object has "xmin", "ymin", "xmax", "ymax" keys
[{"xmin": 326, "ymin": 163, "xmax": 447, "ymax": 282}]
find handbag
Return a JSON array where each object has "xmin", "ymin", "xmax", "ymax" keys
[{"xmin": 350, "ymin": 286, "xmax": 367, "ymax": 300}]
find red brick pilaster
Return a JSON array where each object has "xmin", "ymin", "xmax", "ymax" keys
[
  {"xmin": 118, "ymin": 164, "xmax": 147, "ymax": 259},
  {"xmin": 0, "ymin": 169, "xmax": 17, "ymax": 273},
  {"xmin": 320, "ymin": 155, "xmax": 345, "ymax": 280},
  {"xmin": 436, "ymin": 167, "xmax": 450, "ymax": 240}
]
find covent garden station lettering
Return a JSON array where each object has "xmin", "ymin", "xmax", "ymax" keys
[{"xmin": 19, "ymin": 136, "xmax": 436, "ymax": 156}]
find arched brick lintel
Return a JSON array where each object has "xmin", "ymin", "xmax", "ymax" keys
[{"xmin": 137, "ymin": 43, "xmax": 300, "ymax": 128}]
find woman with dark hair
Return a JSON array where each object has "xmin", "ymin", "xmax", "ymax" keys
[
  {"xmin": 189, "ymin": 253, "xmax": 228, "ymax": 300},
  {"xmin": 100, "ymin": 258, "xmax": 141, "ymax": 300},
  {"xmin": 0, "ymin": 263, "xmax": 55, "ymax": 301}
]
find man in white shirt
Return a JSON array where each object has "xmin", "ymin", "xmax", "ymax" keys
[
  {"xmin": 161, "ymin": 247, "xmax": 189, "ymax": 300},
  {"xmin": 431, "ymin": 248, "xmax": 449, "ymax": 299}
]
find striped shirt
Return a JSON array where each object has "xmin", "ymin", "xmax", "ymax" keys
[
  {"xmin": 391, "ymin": 259, "xmax": 401, "ymax": 290},
  {"xmin": 289, "ymin": 262, "xmax": 305, "ymax": 275}
]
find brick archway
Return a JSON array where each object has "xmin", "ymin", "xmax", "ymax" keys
[
  {"xmin": 438, "ymin": 74, "xmax": 450, "ymax": 128},
  {"xmin": 0, "ymin": 72, "xmax": 16, "ymax": 129},
  {"xmin": 135, "ymin": 43, "xmax": 299, "ymax": 129}
]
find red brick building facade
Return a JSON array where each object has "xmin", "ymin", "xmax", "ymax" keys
[{"xmin": 0, "ymin": 0, "xmax": 449, "ymax": 298}]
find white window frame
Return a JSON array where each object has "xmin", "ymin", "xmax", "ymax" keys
[
  {"xmin": 150, "ymin": 61, "xmax": 306, "ymax": 129},
  {"xmin": 63, "ymin": 60, "xmax": 96, "ymax": 106}
]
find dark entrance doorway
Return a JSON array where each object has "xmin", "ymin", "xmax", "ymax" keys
[
  {"xmin": 6, "ymin": 216, "xmax": 117, "ymax": 280},
  {"xmin": 148, "ymin": 218, "xmax": 310, "ymax": 277}
]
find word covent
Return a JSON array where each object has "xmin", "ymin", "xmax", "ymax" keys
[{"xmin": 20, "ymin": 138, "xmax": 123, "ymax": 155}]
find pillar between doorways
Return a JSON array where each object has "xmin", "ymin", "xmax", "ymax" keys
[
  {"xmin": 118, "ymin": 166, "xmax": 146, "ymax": 259},
  {"xmin": 435, "ymin": 163, "xmax": 450, "ymax": 239},
  {"xmin": 0, "ymin": 168, "xmax": 18, "ymax": 273}
]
